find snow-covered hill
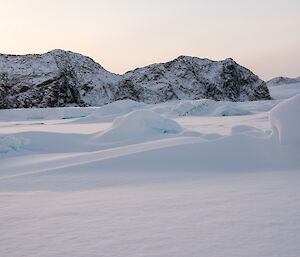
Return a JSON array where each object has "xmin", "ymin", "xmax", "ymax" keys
[
  {"xmin": 121, "ymin": 56, "xmax": 270, "ymax": 103},
  {"xmin": 0, "ymin": 50, "xmax": 270, "ymax": 108},
  {"xmin": 266, "ymin": 76, "xmax": 300, "ymax": 87},
  {"xmin": 0, "ymin": 50, "xmax": 121, "ymax": 108}
]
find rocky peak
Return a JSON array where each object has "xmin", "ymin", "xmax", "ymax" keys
[
  {"xmin": 120, "ymin": 55, "xmax": 270, "ymax": 103},
  {"xmin": 0, "ymin": 50, "xmax": 121, "ymax": 108}
]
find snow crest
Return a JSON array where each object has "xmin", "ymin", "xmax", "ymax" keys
[
  {"xmin": 95, "ymin": 110, "xmax": 183, "ymax": 144},
  {"xmin": 270, "ymin": 94, "xmax": 300, "ymax": 145}
]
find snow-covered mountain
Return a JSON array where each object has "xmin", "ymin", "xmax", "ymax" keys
[
  {"xmin": 266, "ymin": 76, "xmax": 300, "ymax": 87},
  {"xmin": 0, "ymin": 50, "xmax": 270, "ymax": 108},
  {"xmin": 120, "ymin": 56, "xmax": 270, "ymax": 103},
  {"xmin": 0, "ymin": 50, "xmax": 121, "ymax": 108}
]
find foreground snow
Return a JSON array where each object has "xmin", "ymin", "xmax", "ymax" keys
[
  {"xmin": 1, "ymin": 171, "xmax": 299, "ymax": 257},
  {"xmin": 0, "ymin": 83, "xmax": 299, "ymax": 257}
]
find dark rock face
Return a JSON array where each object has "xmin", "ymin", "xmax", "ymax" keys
[
  {"xmin": 120, "ymin": 56, "xmax": 271, "ymax": 103},
  {"xmin": 2, "ymin": 73, "xmax": 83, "ymax": 108},
  {"xmin": 0, "ymin": 50, "xmax": 271, "ymax": 109},
  {"xmin": 0, "ymin": 50, "xmax": 120, "ymax": 109}
]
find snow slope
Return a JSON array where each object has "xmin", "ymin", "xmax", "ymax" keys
[
  {"xmin": 268, "ymin": 82, "xmax": 300, "ymax": 99},
  {"xmin": 270, "ymin": 94, "xmax": 300, "ymax": 145},
  {"xmin": 266, "ymin": 76, "xmax": 300, "ymax": 87},
  {"xmin": 0, "ymin": 83, "xmax": 299, "ymax": 257}
]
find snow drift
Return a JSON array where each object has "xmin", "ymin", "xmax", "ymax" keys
[
  {"xmin": 270, "ymin": 94, "xmax": 300, "ymax": 145},
  {"xmin": 0, "ymin": 135, "xmax": 25, "ymax": 153},
  {"xmin": 74, "ymin": 100, "xmax": 146, "ymax": 123},
  {"xmin": 94, "ymin": 110, "xmax": 183, "ymax": 144},
  {"xmin": 170, "ymin": 99, "xmax": 251, "ymax": 116}
]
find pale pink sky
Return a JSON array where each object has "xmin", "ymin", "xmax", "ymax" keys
[{"xmin": 0, "ymin": 0, "xmax": 299, "ymax": 80}]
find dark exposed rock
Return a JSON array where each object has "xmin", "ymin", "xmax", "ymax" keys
[{"xmin": 120, "ymin": 56, "xmax": 271, "ymax": 103}]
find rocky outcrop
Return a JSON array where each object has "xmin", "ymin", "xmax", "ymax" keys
[
  {"xmin": 120, "ymin": 56, "xmax": 270, "ymax": 103},
  {"xmin": 0, "ymin": 50, "xmax": 120, "ymax": 108},
  {"xmin": 0, "ymin": 50, "xmax": 271, "ymax": 109}
]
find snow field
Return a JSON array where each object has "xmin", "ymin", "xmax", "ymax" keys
[{"xmin": 0, "ymin": 83, "xmax": 300, "ymax": 257}]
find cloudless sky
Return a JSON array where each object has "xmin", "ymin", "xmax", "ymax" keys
[{"xmin": 0, "ymin": 0, "xmax": 299, "ymax": 80}]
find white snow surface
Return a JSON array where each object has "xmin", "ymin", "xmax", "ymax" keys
[
  {"xmin": 268, "ymin": 82, "xmax": 300, "ymax": 99},
  {"xmin": 0, "ymin": 135, "xmax": 25, "ymax": 153},
  {"xmin": 270, "ymin": 94, "xmax": 300, "ymax": 145},
  {"xmin": 0, "ymin": 83, "xmax": 300, "ymax": 257}
]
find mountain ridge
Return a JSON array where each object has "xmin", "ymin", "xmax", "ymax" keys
[{"xmin": 0, "ymin": 49, "xmax": 271, "ymax": 108}]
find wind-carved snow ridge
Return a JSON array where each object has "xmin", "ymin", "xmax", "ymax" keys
[
  {"xmin": 94, "ymin": 110, "xmax": 183, "ymax": 145},
  {"xmin": 270, "ymin": 94, "xmax": 300, "ymax": 145},
  {"xmin": 170, "ymin": 99, "xmax": 251, "ymax": 117},
  {"xmin": 75, "ymin": 100, "xmax": 146, "ymax": 123},
  {"xmin": 0, "ymin": 50, "xmax": 270, "ymax": 109}
]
